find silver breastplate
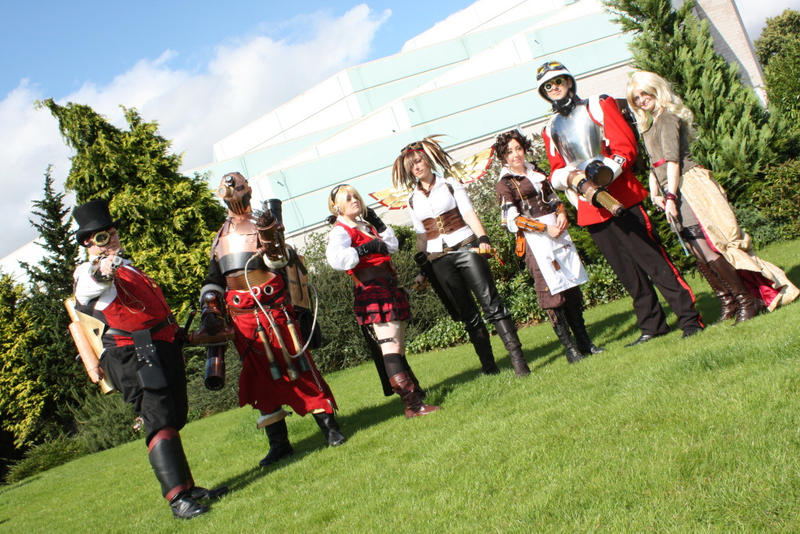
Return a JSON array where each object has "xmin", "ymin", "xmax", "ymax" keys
[{"xmin": 550, "ymin": 103, "xmax": 604, "ymax": 170}]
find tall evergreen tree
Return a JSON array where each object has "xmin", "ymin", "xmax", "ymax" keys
[
  {"xmin": 39, "ymin": 100, "xmax": 227, "ymax": 312},
  {"xmin": 0, "ymin": 169, "xmax": 86, "ymax": 449},
  {"xmin": 603, "ymin": 0, "xmax": 795, "ymax": 200},
  {"xmin": 755, "ymin": 10, "xmax": 800, "ymax": 122}
]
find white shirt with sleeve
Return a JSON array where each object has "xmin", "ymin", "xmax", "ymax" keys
[{"xmin": 407, "ymin": 176, "xmax": 475, "ymax": 253}]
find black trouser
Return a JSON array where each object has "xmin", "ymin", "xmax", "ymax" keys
[
  {"xmin": 431, "ymin": 246, "xmax": 510, "ymax": 332},
  {"xmin": 101, "ymin": 340, "xmax": 188, "ymax": 444},
  {"xmin": 587, "ymin": 203, "xmax": 702, "ymax": 335}
]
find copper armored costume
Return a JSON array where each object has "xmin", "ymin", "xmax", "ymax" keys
[{"xmin": 197, "ymin": 172, "xmax": 344, "ymax": 467}]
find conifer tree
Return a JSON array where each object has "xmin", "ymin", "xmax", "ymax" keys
[
  {"xmin": 755, "ymin": 10, "xmax": 800, "ymax": 122},
  {"xmin": 603, "ymin": 0, "xmax": 794, "ymax": 200},
  {"xmin": 39, "ymin": 100, "xmax": 227, "ymax": 312}
]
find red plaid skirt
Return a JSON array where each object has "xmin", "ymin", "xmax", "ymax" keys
[{"xmin": 353, "ymin": 277, "xmax": 410, "ymax": 325}]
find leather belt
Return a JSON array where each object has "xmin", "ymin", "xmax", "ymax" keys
[
  {"xmin": 105, "ymin": 315, "xmax": 176, "ymax": 338},
  {"xmin": 422, "ymin": 208, "xmax": 466, "ymax": 240},
  {"xmin": 226, "ymin": 269, "xmax": 274, "ymax": 290}
]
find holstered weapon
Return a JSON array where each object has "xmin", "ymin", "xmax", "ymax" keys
[
  {"xmin": 255, "ymin": 316, "xmax": 283, "ymax": 380},
  {"xmin": 64, "ymin": 298, "xmax": 115, "ymax": 394},
  {"xmin": 263, "ymin": 311, "xmax": 299, "ymax": 380},
  {"xmin": 413, "ymin": 252, "xmax": 460, "ymax": 321},
  {"xmin": 515, "ymin": 216, "xmax": 547, "ymax": 233},
  {"xmin": 566, "ymin": 170, "xmax": 625, "ymax": 216},
  {"xmin": 283, "ymin": 307, "xmax": 311, "ymax": 372}
]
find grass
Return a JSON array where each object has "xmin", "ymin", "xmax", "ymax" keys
[{"xmin": 2, "ymin": 240, "xmax": 800, "ymax": 533}]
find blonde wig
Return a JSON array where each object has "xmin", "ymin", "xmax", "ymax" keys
[
  {"xmin": 626, "ymin": 71, "xmax": 694, "ymax": 134},
  {"xmin": 391, "ymin": 135, "xmax": 453, "ymax": 191},
  {"xmin": 328, "ymin": 183, "xmax": 367, "ymax": 219}
]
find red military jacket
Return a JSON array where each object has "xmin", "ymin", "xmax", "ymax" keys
[{"xmin": 542, "ymin": 95, "xmax": 647, "ymax": 226}]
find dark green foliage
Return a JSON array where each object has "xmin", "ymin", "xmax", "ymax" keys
[
  {"xmin": 748, "ymin": 158, "xmax": 800, "ymax": 243},
  {"xmin": 184, "ymin": 346, "xmax": 243, "ymax": 421},
  {"xmin": 762, "ymin": 38, "xmax": 800, "ymax": 122},
  {"xmin": 70, "ymin": 391, "xmax": 139, "ymax": 453},
  {"xmin": 4, "ymin": 435, "xmax": 84, "ymax": 484},
  {"xmin": 754, "ymin": 9, "xmax": 800, "ymax": 68},
  {"xmin": 39, "ymin": 99, "xmax": 226, "ymax": 314},
  {"xmin": 603, "ymin": 0, "xmax": 795, "ymax": 200}
]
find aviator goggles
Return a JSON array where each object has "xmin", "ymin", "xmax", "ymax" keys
[{"xmin": 89, "ymin": 228, "xmax": 115, "ymax": 247}]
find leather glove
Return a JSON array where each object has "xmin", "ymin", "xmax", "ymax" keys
[
  {"xmin": 364, "ymin": 207, "xmax": 387, "ymax": 233},
  {"xmin": 355, "ymin": 238, "xmax": 388, "ymax": 257}
]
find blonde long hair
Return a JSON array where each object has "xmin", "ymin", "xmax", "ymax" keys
[
  {"xmin": 626, "ymin": 71, "xmax": 694, "ymax": 134},
  {"xmin": 391, "ymin": 135, "xmax": 453, "ymax": 191}
]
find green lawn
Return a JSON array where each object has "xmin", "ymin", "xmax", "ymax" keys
[{"xmin": 2, "ymin": 240, "xmax": 799, "ymax": 533}]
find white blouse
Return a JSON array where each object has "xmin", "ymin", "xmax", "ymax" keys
[{"xmin": 407, "ymin": 176, "xmax": 476, "ymax": 253}]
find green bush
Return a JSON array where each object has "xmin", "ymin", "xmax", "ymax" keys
[
  {"xmin": 4, "ymin": 435, "xmax": 85, "ymax": 484},
  {"xmin": 185, "ymin": 346, "xmax": 243, "ymax": 421},
  {"xmin": 749, "ymin": 158, "xmax": 800, "ymax": 243},
  {"xmin": 70, "ymin": 390, "xmax": 139, "ymax": 453}
]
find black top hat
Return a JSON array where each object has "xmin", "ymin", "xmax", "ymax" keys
[{"xmin": 73, "ymin": 199, "xmax": 120, "ymax": 246}]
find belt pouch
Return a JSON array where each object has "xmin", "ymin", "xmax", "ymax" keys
[{"xmin": 132, "ymin": 329, "xmax": 168, "ymax": 390}]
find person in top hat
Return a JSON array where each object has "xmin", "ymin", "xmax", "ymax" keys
[
  {"xmin": 536, "ymin": 60, "xmax": 704, "ymax": 345},
  {"xmin": 71, "ymin": 199, "xmax": 227, "ymax": 520}
]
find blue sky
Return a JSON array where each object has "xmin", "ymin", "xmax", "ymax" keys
[{"xmin": 0, "ymin": 0, "xmax": 795, "ymax": 261}]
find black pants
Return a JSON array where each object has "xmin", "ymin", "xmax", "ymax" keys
[
  {"xmin": 588, "ymin": 203, "xmax": 701, "ymax": 335},
  {"xmin": 431, "ymin": 247, "xmax": 510, "ymax": 332},
  {"xmin": 101, "ymin": 340, "xmax": 188, "ymax": 445}
]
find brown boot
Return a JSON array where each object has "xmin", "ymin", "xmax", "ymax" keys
[
  {"xmin": 389, "ymin": 372, "xmax": 439, "ymax": 418},
  {"xmin": 696, "ymin": 260, "xmax": 736, "ymax": 321},
  {"xmin": 708, "ymin": 257, "xmax": 757, "ymax": 323}
]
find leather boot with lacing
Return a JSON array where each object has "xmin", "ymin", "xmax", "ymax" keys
[{"xmin": 696, "ymin": 260, "xmax": 736, "ymax": 321}]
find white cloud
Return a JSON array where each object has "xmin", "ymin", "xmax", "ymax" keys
[{"xmin": 0, "ymin": 4, "xmax": 389, "ymax": 259}]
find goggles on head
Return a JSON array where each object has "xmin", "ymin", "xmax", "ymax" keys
[{"xmin": 536, "ymin": 61, "xmax": 566, "ymax": 81}]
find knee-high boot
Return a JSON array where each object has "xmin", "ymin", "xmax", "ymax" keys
[
  {"xmin": 259, "ymin": 418, "xmax": 294, "ymax": 467},
  {"xmin": 467, "ymin": 324, "xmax": 499, "ymax": 375},
  {"xmin": 708, "ymin": 256, "xmax": 758, "ymax": 323},
  {"xmin": 551, "ymin": 309, "xmax": 584, "ymax": 364},
  {"xmin": 312, "ymin": 412, "xmax": 346, "ymax": 446},
  {"xmin": 389, "ymin": 371, "xmax": 440, "ymax": 418},
  {"xmin": 493, "ymin": 318, "xmax": 530, "ymax": 376},
  {"xmin": 147, "ymin": 428, "xmax": 207, "ymax": 519},
  {"xmin": 562, "ymin": 298, "xmax": 605, "ymax": 355},
  {"xmin": 401, "ymin": 355, "xmax": 426, "ymax": 399},
  {"xmin": 696, "ymin": 260, "xmax": 736, "ymax": 321}
]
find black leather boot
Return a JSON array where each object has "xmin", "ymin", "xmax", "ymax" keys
[
  {"xmin": 259, "ymin": 419, "xmax": 294, "ymax": 467},
  {"xmin": 312, "ymin": 412, "xmax": 347, "ymax": 446},
  {"xmin": 708, "ymin": 257, "xmax": 758, "ymax": 323},
  {"xmin": 696, "ymin": 260, "xmax": 736, "ymax": 321},
  {"xmin": 562, "ymin": 298, "xmax": 604, "ymax": 355},
  {"xmin": 148, "ymin": 428, "xmax": 208, "ymax": 519},
  {"xmin": 467, "ymin": 324, "xmax": 499, "ymax": 375},
  {"xmin": 493, "ymin": 318, "xmax": 530, "ymax": 376},
  {"xmin": 552, "ymin": 309, "xmax": 584, "ymax": 364},
  {"xmin": 389, "ymin": 371, "xmax": 440, "ymax": 418}
]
